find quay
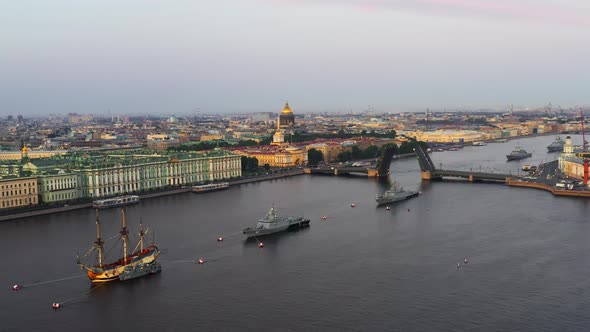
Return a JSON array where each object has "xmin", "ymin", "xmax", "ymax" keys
[
  {"xmin": 415, "ymin": 145, "xmax": 590, "ymax": 198},
  {"xmin": 0, "ymin": 170, "xmax": 304, "ymax": 222}
]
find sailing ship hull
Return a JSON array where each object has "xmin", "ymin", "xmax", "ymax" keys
[{"xmin": 85, "ymin": 246, "xmax": 160, "ymax": 283}]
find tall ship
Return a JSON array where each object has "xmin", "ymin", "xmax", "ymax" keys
[
  {"xmin": 376, "ymin": 181, "xmax": 420, "ymax": 206},
  {"xmin": 547, "ymin": 136, "xmax": 565, "ymax": 152},
  {"xmin": 506, "ymin": 145, "xmax": 532, "ymax": 161},
  {"xmin": 77, "ymin": 208, "xmax": 161, "ymax": 283},
  {"xmin": 192, "ymin": 182, "xmax": 229, "ymax": 193},
  {"xmin": 242, "ymin": 205, "xmax": 310, "ymax": 237},
  {"xmin": 93, "ymin": 195, "xmax": 139, "ymax": 209}
]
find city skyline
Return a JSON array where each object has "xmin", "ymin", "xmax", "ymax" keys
[{"xmin": 1, "ymin": 0, "xmax": 589, "ymax": 115}]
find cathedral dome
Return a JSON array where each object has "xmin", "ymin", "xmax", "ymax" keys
[{"xmin": 281, "ymin": 102, "xmax": 293, "ymax": 115}]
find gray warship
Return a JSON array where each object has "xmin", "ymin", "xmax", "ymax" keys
[
  {"xmin": 376, "ymin": 181, "xmax": 420, "ymax": 206},
  {"xmin": 506, "ymin": 145, "xmax": 532, "ymax": 161},
  {"xmin": 547, "ymin": 136, "xmax": 565, "ymax": 152},
  {"xmin": 243, "ymin": 205, "xmax": 310, "ymax": 237}
]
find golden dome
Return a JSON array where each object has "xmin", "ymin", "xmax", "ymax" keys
[{"xmin": 281, "ymin": 102, "xmax": 293, "ymax": 115}]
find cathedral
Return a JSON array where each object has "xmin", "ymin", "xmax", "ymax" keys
[{"xmin": 272, "ymin": 102, "xmax": 296, "ymax": 146}]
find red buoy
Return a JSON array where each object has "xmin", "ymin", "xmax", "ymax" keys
[
  {"xmin": 351, "ymin": 203, "xmax": 356, "ymax": 208},
  {"xmin": 464, "ymin": 258, "xmax": 469, "ymax": 264},
  {"xmin": 258, "ymin": 242, "xmax": 264, "ymax": 248},
  {"xmin": 197, "ymin": 258, "xmax": 205, "ymax": 264},
  {"xmin": 322, "ymin": 215, "xmax": 327, "ymax": 220},
  {"xmin": 52, "ymin": 303, "xmax": 60, "ymax": 309},
  {"xmin": 12, "ymin": 284, "xmax": 21, "ymax": 291},
  {"xmin": 386, "ymin": 206, "xmax": 390, "ymax": 211},
  {"xmin": 217, "ymin": 237, "xmax": 223, "ymax": 242}
]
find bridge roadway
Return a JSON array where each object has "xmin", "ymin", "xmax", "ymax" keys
[{"xmin": 432, "ymin": 169, "xmax": 511, "ymax": 182}]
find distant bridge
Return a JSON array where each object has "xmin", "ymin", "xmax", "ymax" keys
[
  {"xmin": 414, "ymin": 145, "xmax": 511, "ymax": 183},
  {"xmin": 304, "ymin": 147, "xmax": 396, "ymax": 178}
]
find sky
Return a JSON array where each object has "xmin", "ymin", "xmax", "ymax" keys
[{"xmin": 1, "ymin": 0, "xmax": 589, "ymax": 116}]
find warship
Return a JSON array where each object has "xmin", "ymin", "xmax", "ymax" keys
[
  {"xmin": 506, "ymin": 145, "xmax": 532, "ymax": 161},
  {"xmin": 243, "ymin": 205, "xmax": 310, "ymax": 237},
  {"xmin": 546, "ymin": 136, "xmax": 565, "ymax": 152},
  {"xmin": 376, "ymin": 181, "xmax": 420, "ymax": 206},
  {"xmin": 77, "ymin": 208, "xmax": 161, "ymax": 283}
]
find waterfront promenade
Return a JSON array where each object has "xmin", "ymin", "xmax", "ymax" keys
[{"xmin": 0, "ymin": 170, "xmax": 304, "ymax": 221}]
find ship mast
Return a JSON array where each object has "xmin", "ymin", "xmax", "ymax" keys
[
  {"xmin": 95, "ymin": 210, "xmax": 104, "ymax": 267},
  {"xmin": 121, "ymin": 207, "xmax": 129, "ymax": 264},
  {"xmin": 139, "ymin": 217, "xmax": 144, "ymax": 252}
]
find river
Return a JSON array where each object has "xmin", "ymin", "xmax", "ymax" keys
[{"xmin": 2, "ymin": 134, "xmax": 590, "ymax": 331}]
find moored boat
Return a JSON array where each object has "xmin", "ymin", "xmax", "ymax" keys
[
  {"xmin": 472, "ymin": 141, "xmax": 487, "ymax": 146},
  {"xmin": 77, "ymin": 208, "xmax": 161, "ymax": 283},
  {"xmin": 93, "ymin": 195, "xmax": 139, "ymax": 209},
  {"xmin": 192, "ymin": 182, "xmax": 230, "ymax": 193}
]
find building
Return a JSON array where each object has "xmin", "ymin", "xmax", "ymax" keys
[
  {"xmin": 272, "ymin": 102, "xmax": 296, "ymax": 146},
  {"xmin": 38, "ymin": 172, "xmax": 80, "ymax": 204},
  {"xmin": 76, "ymin": 150, "xmax": 241, "ymax": 199},
  {"xmin": 0, "ymin": 177, "xmax": 38, "ymax": 209},
  {"xmin": 230, "ymin": 145, "xmax": 307, "ymax": 167},
  {"xmin": 0, "ymin": 149, "xmax": 68, "ymax": 161},
  {"xmin": 147, "ymin": 134, "xmax": 181, "ymax": 151},
  {"xmin": 406, "ymin": 130, "xmax": 483, "ymax": 144}
]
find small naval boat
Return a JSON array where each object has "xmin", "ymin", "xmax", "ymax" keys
[
  {"xmin": 547, "ymin": 136, "xmax": 565, "ymax": 152},
  {"xmin": 506, "ymin": 145, "xmax": 532, "ymax": 161},
  {"xmin": 242, "ymin": 205, "xmax": 310, "ymax": 237},
  {"xmin": 376, "ymin": 181, "xmax": 420, "ymax": 206},
  {"xmin": 77, "ymin": 208, "xmax": 161, "ymax": 283}
]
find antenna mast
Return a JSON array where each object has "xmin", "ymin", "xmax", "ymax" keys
[
  {"xmin": 121, "ymin": 207, "xmax": 129, "ymax": 264},
  {"xmin": 581, "ymin": 108, "xmax": 587, "ymax": 151},
  {"xmin": 95, "ymin": 210, "xmax": 104, "ymax": 267}
]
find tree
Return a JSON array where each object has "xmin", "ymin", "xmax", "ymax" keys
[
  {"xmin": 337, "ymin": 151, "xmax": 352, "ymax": 162},
  {"xmin": 307, "ymin": 148, "xmax": 324, "ymax": 166},
  {"xmin": 351, "ymin": 146, "xmax": 363, "ymax": 160},
  {"xmin": 364, "ymin": 145, "xmax": 379, "ymax": 158},
  {"xmin": 263, "ymin": 163, "xmax": 270, "ymax": 171}
]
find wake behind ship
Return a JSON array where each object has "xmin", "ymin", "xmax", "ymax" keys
[
  {"xmin": 78, "ymin": 208, "xmax": 161, "ymax": 283},
  {"xmin": 243, "ymin": 205, "xmax": 310, "ymax": 237}
]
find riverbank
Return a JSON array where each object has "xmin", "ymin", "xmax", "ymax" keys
[
  {"xmin": 0, "ymin": 171, "xmax": 306, "ymax": 222},
  {"xmin": 506, "ymin": 178, "xmax": 590, "ymax": 198}
]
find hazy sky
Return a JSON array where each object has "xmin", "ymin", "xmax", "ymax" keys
[{"xmin": 1, "ymin": 0, "xmax": 589, "ymax": 115}]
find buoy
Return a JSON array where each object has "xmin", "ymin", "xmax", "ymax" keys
[
  {"xmin": 407, "ymin": 208, "xmax": 410, "ymax": 212},
  {"xmin": 12, "ymin": 284, "xmax": 21, "ymax": 291},
  {"xmin": 217, "ymin": 237, "xmax": 223, "ymax": 242},
  {"xmin": 351, "ymin": 203, "xmax": 356, "ymax": 208},
  {"xmin": 258, "ymin": 242, "xmax": 264, "ymax": 248},
  {"xmin": 52, "ymin": 303, "xmax": 60, "ymax": 309},
  {"xmin": 322, "ymin": 215, "xmax": 327, "ymax": 220},
  {"xmin": 386, "ymin": 206, "xmax": 390, "ymax": 211},
  {"xmin": 197, "ymin": 258, "xmax": 205, "ymax": 264},
  {"xmin": 464, "ymin": 258, "xmax": 469, "ymax": 264},
  {"xmin": 456, "ymin": 263, "xmax": 460, "ymax": 269}
]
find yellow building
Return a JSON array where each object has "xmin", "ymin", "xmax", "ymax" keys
[
  {"xmin": 0, "ymin": 150, "xmax": 68, "ymax": 161},
  {"xmin": 306, "ymin": 143, "xmax": 343, "ymax": 162},
  {"xmin": 406, "ymin": 130, "xmax": 483, "ymax": 143},
  {"xmin": 0, "ymin": 177, "xmax": 38, "ymax": 209},
  {"xmin": 232, "ymin": 146, "xmax": 307, "ymax": 167}
]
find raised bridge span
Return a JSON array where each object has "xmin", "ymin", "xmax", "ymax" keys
[
  {"xmin": 414, "ymin": 145, "xmax": 511, "ymax": 182},
  {"xmin": 304, "ymin": 147, "xmax": 397, "ymax": 177}
]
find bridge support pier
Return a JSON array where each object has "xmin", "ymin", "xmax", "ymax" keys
[
  {"xmin": 367, "ymin": 169, "xmax": 379, "ymax": 177},
  {"xmin": 469, "ymin": 175, "xmax": 474, "ymax": 182},
  {"xmin": 421, "ymin": 171, "xmax": 432, "ymax": 181},
  {"xmin": 333, "ymin": 168, "xmax": 338, "ymax": 176}
]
